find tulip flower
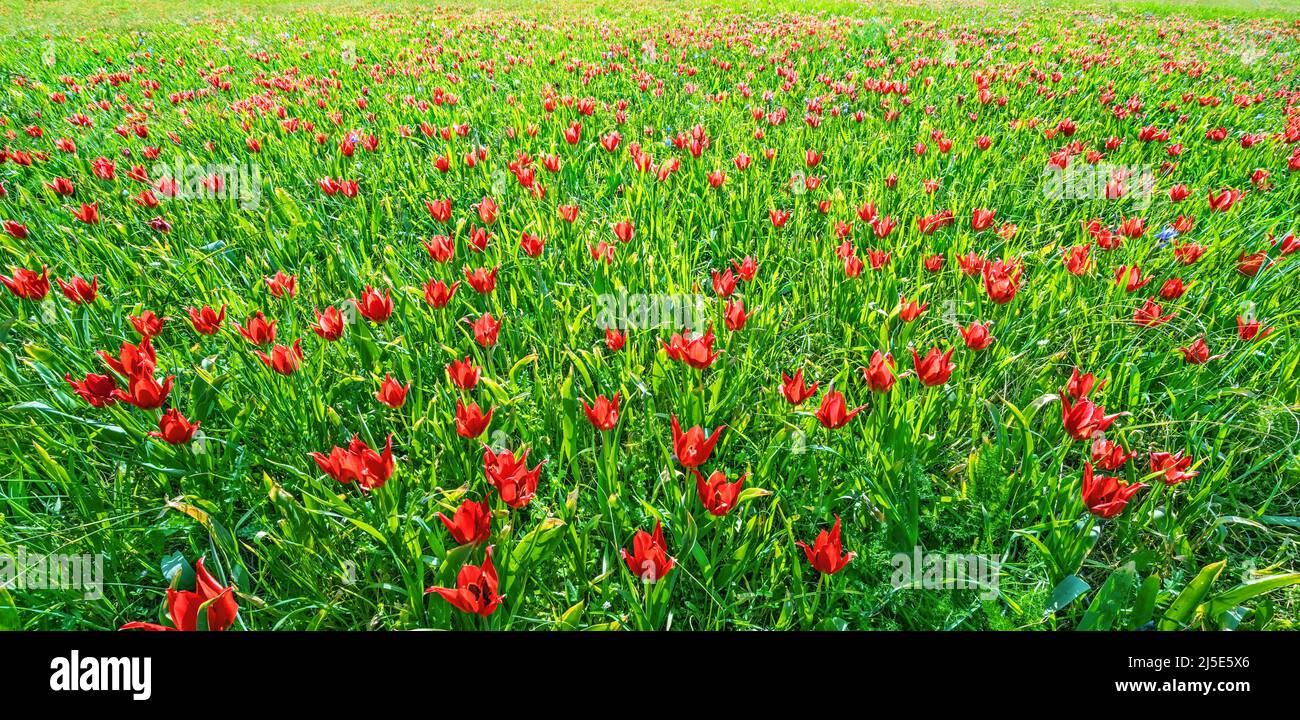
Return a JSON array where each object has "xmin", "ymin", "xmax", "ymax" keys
[
  {"xmin": 1237, "ymin": 316, "xmax": 1272, "ymax": 342},
  {"xmin": 463, "ymin": 266, "xmax": 499, "ymax": 295},
  {"xmin": 1158, "ymin": 278, "xmax": 1186, "ymax": 300},
  {"xmin": 423, "ymin": 279, "xmax": 460, "ymax": 309},
  {"xmin": 1081, "ymin": 462, "xmax": 1145, "ymax": 518},
  {"xmin": 898, "ymin": 296, "xmax": 927, "ymax": 322},
  {"xmin": 620, "ymin": 520, "xmax": 675, "ymax": 582},
  {"xmin": 796, "ymin": 516, "xmax": 856, "ymax": 575},
  {"xmin": 1060, "ymin": 392, "xmax": 1123, "ymax": 441},
  {"xmin": 57, "ymin": 276, "xmax": 98, "ymax": 304},
  {"xmin": 711, "ymin": 269, "xmax": 737, "ymax": 298},
  {"xmin": 255, "ymin": 339, "xmax": 303, "ymax": 375},
  {"xmin": 694, "ymin": 469, "xmax": 746, "ymax": 516},
  {"xmin": 121, "ymin": 557, "xmax": 238, "ymax": 631},
  {"xmin": 483, "ymin": 446, "xmax": 544, "ymax": 508},
  {"xmin": 861, "ymin": 351, "xmax": 896, "ymax": 393},
  {"xmin": 188, "ymin": 305, "xmax": 226, "ymax": 335},
  {"xmin": 731, "ymin": 255, "xmax": 757, "ymax": 281},
  {"xmin": 149, "ymin": 408, "xmax": 200, "ymax": 445},
  {"xmin": 264, "ymin": 271, "xmax": 296, "ymax": 299},
  {"xmin": 1091, "ymin": 438, "xmax": 1135, "ymax": 471},
  {"xmin": 912, "ymin": 347, "xmax": 956, "ymax": 386},
  {"xmin": 65, "ymin": 372, "xmax": 117, "ymax": 408},
  {"xmin": 581, "ymin": 393, "xmax": 620, "ymax": 431},
  {"xmin": 454, "ymin": 399, "xmax": 493, "ymax": 438},
  {"xmin": 723, "ymin": 298, "xmax": 751, "ymax": 331},
  {"xmin": 437, "ymin": 498, "xmax": 492, "ymax": 546},
  {"xmin": 1064, "ymin": 366, "xmax": 1106, "ymax": 400},
  {"xmin": 310, "ymin": 434, "xmax": 395, "ymax": 491},
  {"xmin": 468, "ymin": 313, "xmax": 501, "ymax": 347},
  {"xmin": 1133, "ymin": 298, "xmax": 1176, "ymax": 328},
  {"xmin": 447, "ymin": 356, "xmax": 482, "ymax": 389},
  {"xmin": 99, "ymin": 338, "xmax": 156, "ymax": 377},
  {"xmin": 128, "ymin": 310, "xmax": 166, "ymax": 339},
  {"xmin": 669, "ymin": 415, "xmax": 724, "ymax": 468},
  {"xmin": 780, "ymin": 369, "xmax": 819, "ymax": 405},
  {"xmin": 982, "ymin": 260, "xmax": 1022, "ymax": 304},
  {"xmin": 113, "ymin": 372, "xmax": 174, "ymax": 409},
  {"xmin": 1150, "ymin": 451, "xmax": 1198, "ymax": 485},
  {"xmin": 310, "ymin": 307, "xmax": 345, "ymax": 341},
  {"xmin": 959, "ymin": 321, "xmax": 994, "ymax": 350},
  {"xmin": 354, "ymin": 287, "xmax": 393, "ymax": 323},
  {"xmin": 234, "ymin": 311, "xmax": 277, "ymax": 346},
  {"xmin": 1177, "ymin": 337, "xmax": 1226, "ymax": 365},
  {"xmin": 662, "ymin": 326, "xmax": 719, "ymax": 370},
  {"xmin": 376, "ymin": 374, "xmax": 410, "ymax": 408},
  {"xmin": 426, "ymin": 547, "xmax": 501, "ymax": 617},
  {"xmin": 814, "ymin": 389, "xmax": 865, "ymax": 429},
  {"xmin": 604, "ymin": 328, "xmax": 626, "ymax": 352}
]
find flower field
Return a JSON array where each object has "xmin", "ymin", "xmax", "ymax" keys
[{"xmin": 2, "ymin": 0, "xmax": 1299, "ymax": 631}]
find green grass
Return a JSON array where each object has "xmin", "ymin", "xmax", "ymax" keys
[{"xmin": 1, "ymin": 0, "xmax": 1298, "ymax": 630}]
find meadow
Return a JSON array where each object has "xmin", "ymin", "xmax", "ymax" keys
[{"xmin": 1, "ymin": 0, "xmax": 1298, "ymax": 631}]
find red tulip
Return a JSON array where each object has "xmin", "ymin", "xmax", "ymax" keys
[
  {"xmin": 1060, "ymin": 392, "xmax": 1123, "ymax": 441},
  {"xmin": 354, "ymin": 287, "xmax": 393, "ymax": 323},
  {"xmin": 723, "ymin": 298, "xmax": 751, "ymax": 331},
  {"xmin": 662, "ymin": 326, "xmax": 719, "ymax": 370},
  {"xmin": 1091, "ymin": 438, "xmax": 1135, "ymax": 471},
  {"xmin": 1062, "ymin": 244, "xmax": 1091, "ymax": 275},
  {"xmin": 861, "ymin": 351, "xmax": 896, "ymax": 392},
  {"xmin": 425, "ymin": 234, "xmax": 455, "ymax": 262},
  {"xmin": 423, "ymin": 275, "xmax": 460, "ymax": 306},
  {"xmin": 129, "ymin": 310, "xmax": 166, "ymax": 339},
  {"xmin": 149, "ymin": 408, "xmax": 200, "ymax": 445},
  {"xmin": 982, "ymin": 260, "xmax": 1022, "ymax": 304},
  {"xmin": 426, "ymin": 547, "xmax": 501, "ymax": 617},
  {"xmin": 234, "ymin": 311, "xmax": 277, "ymax": 346},
  {"xmin": 612, "ymin": 220, "xmax": 634, "ymax": 243},
  {"xmin": 1081, "ymin": 462, "xmax": 1145, "ymax": 518},
  {"xmin": 669, "ymin": 415, "xmax": 724, "ymax": 468},
  {"xmin": 1236, "ymin": 251, "xmax": 1269, "ymax": 277},
  {"xmin": 959, "ymin": 321, "xmax": 994, "ymax": 350},
  {"xmin": 815, "ymin": 389, "xmax": 865, "ymax": 429},
  {"xmin": 604, "ymin": 328, "xmax": 626, "ymax": 351},
  {"xmin": 912, "ymin": 347, "xmax": 956, "ymax": 386},
  {"xmin": 264, "ymin": 271, "xmax": 296, "ymax": 299},
  {"xmin": 255, "ymin": 339, "xmax": 303, "ymax": 375},
  {"xmin": 581, "ymin": 393, "xmax": 620, "ymax": 431},
  {"xmin": 711, "ymin": 269, "xmax": 737, "ymax": 298},
  {"xmin": 454, "ymin": 399, "xmax": 493, "ymax": 438},
  {"xmin": 376, "ymin": 374, "xmax": 410, "ymax": 408},
  {"xmin": 1150, "ymin": 451, "xmax": 1198, "ymax": 485},
  {"xmin": 1158, "ymin": 278, "xmax": 1186, "ymax": 300},
  {"xmin": 1237, "ymin": 316, "xmax": 1272, "ymax": 341},
  {"xmin": 65, "ymin": 372, "xmax": 117, "ymax": 408},
  {"xmin": 971, "ymin": 208, "xmax": 996, "ymax": 231},
  {"xmin": 310, "ymin": 434, "xmax": 395, "ymax": 491},
  {"xmin": 1133, "ymin": 298, "xmax": 1176, "ymax": 328},
  {"xmin": 437, "ymin": 498, "xmax": 492, "ymax": 546},
  {"xmin": 1114, "ymin": 265, "xmax": 1151, "ymax": 292},
  {"xmin": 731, "ymin": 255, "xmax": 757, "ymax": 281},
  {"xmin": 99, "ymin": 338, "xmax": 156, "ymax": 377},
  {"xmin": 694, "ymin": 469, "xmax": 746, "ymax": 516},
  {"xmin": 620, "ymin": 520, "xmax": 675, "ymax": 582},
  {"xmin": 780, "ymin": 369, "xmax": 819, "ymax": 405},
  {"xmin": 483, "ymin": 446, "xmax": 544, "ymax": 508},
  {"xmin": 1177, "ymin": 337, "xmax": 1225, "ymax": 365},
  {"xmin": 447, "ymin": 356, "xmax": 481, "ymax": 389},
  {"xmin": 121, "ymin": 557, "xmax": 238, "ymax": 631},
  {"xmin": 463, "ymin": 266, "xmax": 499, "ymax": 295},
  {"xmin": 187, "ymin": 305, "xmax": 226, "ymax": 335},
  {"xmin": 796, "ymin": 516, "xmax": 856, "ymax": 575},
  {"xmin": 310, "ymin": 307, "xmax": 345, "ymax": 341},
  {"xmin": 1065, "ymin": 366, "xmax": 1105, "ymax": 400},
  {"xmin": 57, "ymin": 276, "xmax": 98, "ymax": 304},
  {"xmin": 113, "ymin": 372, "xmax": 173, "ymax": 409},
  {"xmin": 899, "ymin": 296, "xmax": 927, "ymax": 322}
]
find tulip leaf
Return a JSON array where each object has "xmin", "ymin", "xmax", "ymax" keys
[
  {"xmin": 1158, "ymin": 560, "xmax": 1225, "ymax": 630},
  {"xmin": 1044, "ymin": 574, "xmax": 1090, "ymax": 615}
]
